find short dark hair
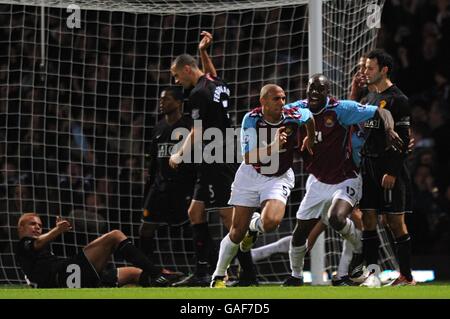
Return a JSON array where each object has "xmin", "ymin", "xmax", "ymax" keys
[
  {"xmin": 172, "ymin": 54, "xmax": 198, "ymax": 69},
  {"xmin": 367, "ymin": 49, "xmax": 394, "ymax": 77},
  {"xmin": 161, "ymin": 86, "xmax": 184, "ymax": 102}
]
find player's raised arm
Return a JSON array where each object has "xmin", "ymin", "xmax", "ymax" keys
[
  {"xmin": 243, "ymin": 126, "xmax": 287, "ymax": 165},
  {"xmin": 198, "ymin": 31, "xmax": 217, "ymax": 77},
  {"xmin": 33, "ymin": 216, "xmax": 72, "ymax": 250},
  {"xmin": 17, "ymin": 213, "xmax": 72, "ymax": 251},
  {"xmin": 241, "ymin": 111, "xmax": 284, "ymax": 165},
  {"xmin": 348, "ymin": 55, "xmax": 370, "ymax": 101},
  {"xmin": 335, "ymin": 100, "xmax": 403, "ymax": 151}
]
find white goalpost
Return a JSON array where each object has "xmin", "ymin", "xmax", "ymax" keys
[{"xmin": 0, "ymin": 0, "xmax": 396, "ymax": 286}]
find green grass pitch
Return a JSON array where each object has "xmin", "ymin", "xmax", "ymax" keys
[{"xmin": 0, "ymin": 282, "xmax": 449, "ymax": 299}]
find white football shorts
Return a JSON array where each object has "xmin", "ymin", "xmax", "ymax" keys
[
  {"xmin": 228, "ymin": 163, "xmax": 295, "ymax": 207},
  {"xmin": 296, "ymin": 173, "xmax": 362, "ymax": 221}
]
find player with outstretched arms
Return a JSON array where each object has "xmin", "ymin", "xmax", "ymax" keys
[{"xmin": 282, "ymin": 74, "xmax": 402, "ymax": 286}]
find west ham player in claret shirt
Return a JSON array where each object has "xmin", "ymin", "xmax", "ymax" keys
[
  {"xmin": 282, "ymin": 74, "xmax": 403, "ymax": 286},
  {"xmin": 210, "ymin": 84, "xmax": 315, "ymax": 288}
]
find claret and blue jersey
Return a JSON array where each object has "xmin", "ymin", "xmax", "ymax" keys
[
  {"xmin": 287, "ymin": 97, "xmax": 377, "ymax": 184},
  {"xmin": 241, "ymin": 105, "xmax": 312, "ymax": 176}
]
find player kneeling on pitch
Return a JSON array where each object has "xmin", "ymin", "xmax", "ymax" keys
[
  {"xmin": 210, "ymin": 84, "xmax": 315, "ymax": 288},
  {"xmin": 15, "ymin": 212, "xmax": 172, "ymax": 288}
]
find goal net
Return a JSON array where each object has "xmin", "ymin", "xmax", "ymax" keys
[{"xmin": 0, "ymin": 0, "xmax": 394, "ymax": 285}]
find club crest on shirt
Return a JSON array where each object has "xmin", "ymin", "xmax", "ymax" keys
[
  {"xmin": 191, "ymin": 108, "xmax": 200, "ymax": 120},
  {"xmin": 379, "ymin": 100, "xmax": 387, "ymax": 109},
  {"xmin": 364, "ymin": 118, "xmax": 380, "ymax": 129},
  {"xmin": 324, "ymin": 115, "xmax": 335, "ymax": 128}
]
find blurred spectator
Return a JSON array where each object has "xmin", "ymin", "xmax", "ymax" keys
[
  {"xmin": 428, "ymin": 100, "xmax": 450, "ymax": 189},
  {"xmin": 59, "ymin": 162, "xmax": 94, "ymax": 216},
  {"xmin": 409, "ymin": 164, "xmax": 438, "ymax": 253}
]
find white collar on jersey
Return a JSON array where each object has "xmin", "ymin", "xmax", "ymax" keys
[{"xmin": 261, "ymin": 108, "xmax": 285, "ymax": 125}]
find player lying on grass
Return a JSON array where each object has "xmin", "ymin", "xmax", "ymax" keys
[{"xmin": 15, "ymin": 212, "xmax": 172, "ymax": 288}]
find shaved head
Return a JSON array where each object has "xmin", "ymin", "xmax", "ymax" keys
[
  {"xmin": 260, "ymin": 84, "xmax": 283, "ymax": 99},
  {"xmin": 307, "ymin": 73, "xmax": 330, "ymax": 113},
  {"xmin": 259, "ymin": 84, "xmax": 286, "ymax": 122},
  {"xmin": 307, "ymin": 74, "xmax": 330, "ymax": 91},
  {"xmin": 171, "ymin": 54, "xmax": 199, "ymax": 70}
]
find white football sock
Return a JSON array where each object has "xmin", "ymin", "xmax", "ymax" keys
[
  {"xmin": 289, "ymin": 242, "xmax": 307, "ymax": 279},
  {"xmin": 249, "ymin": 213, "xmax": 265, "ymax": 233},
  {"xmin": 337, "ymin": 239, "xmax": 354, "ymax": 279},
  {"xmin": 338, "ymin": 218, "xmax": 362, "ymax": 253},
  {"xmin": 212, "ymin": 234, "xmax": 239, "ymax": 278},
  {"xmin": 251, "ymin": 235, "xmax": 292, "ymax": 262}
]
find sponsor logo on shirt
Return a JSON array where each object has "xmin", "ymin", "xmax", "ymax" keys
[
  {"xmin": 364, "ymin": 118, "xmax": 380, "ymax": 129},
  {"xmin": 324, "ymin": 115, "xmax": 335, "ymax": 128},
  {"xmin": 379, "ymin": 100, "xmax": 387, "ymax": 108},
  {"xmin": 158, "ymin": 143, "xmax": 174, "ymax": 158}
]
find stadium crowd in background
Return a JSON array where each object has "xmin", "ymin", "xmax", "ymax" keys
[
  {"xmin": 0, "ymin": 1, "xmax": 449, "ymax": 285},
  {"xmin": 378, "ymin": 0, "xmax": 450, "ymax": 256}
]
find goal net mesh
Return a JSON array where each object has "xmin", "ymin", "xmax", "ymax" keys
[{"xmin": 0, "ymin": 0, "xmax": 394, "ymax": 285}]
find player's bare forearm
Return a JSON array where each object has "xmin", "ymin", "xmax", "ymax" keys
[
  {"xmin": 244, "ymin": 127, "xmax": 286, "ymax": 164},
  {"xmin": 384, "ymin": 126, "xmax": 410, "ymax": 177},
  {"xmin": 305, "ymin": 118, "xmax": 315, "ymax": 141},
  {"xmin": 304, "ymin": 118, "xmax": 316, "ymax": 154},
  {"xmin": 199, "ymin": 31, "xmax": 217, "ymax": 77},
  {"xmin": 200, "ymin": 50, "xmax": 217, "ymax": 77},
  {"xmin": 348, "ymin": 72, "xmax": 368, "ymax": 100},
  {"xmin": 377, "ymin": 108, "xmax": 404, "ymax": 151},
  {"xmin": 34, "ymin": 220, "xmax": 72, "ymax": 250},
  {"xmin": 376, "ymin": 108, "xmax": 394, "ymax": 131},
  {"xmin": 244, "ymin": 142, "xmax": 275, "ymax": 165},
  {"xmin": 169, "ymin": 127, "xmax": 198, "ymax": 168},
  {"xmin": 348, "ymin": 81, "xmax": 362, "ymax": 101}
]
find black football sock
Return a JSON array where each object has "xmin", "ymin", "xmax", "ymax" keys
[
  {"xmin": 395, "ymin": 234, "xmax": 413, "ymax": 281},
  {"xmin": 362, "ymin": 230, "xmax": 380, "ymax": 267},
  {"xmin": 236, "ymin": 250, "xmax": 257, "ymax": 279},
  {"xmin": 192, "ymin": 223, "xmax": 212, "ymax": 276},
  {"xmin": 138, "ymin": 271, "xmax": 151, "ymax": 287},
  {"xmin": 117, "ymin": 239, "xmax": 161, "ymax": 276}
]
